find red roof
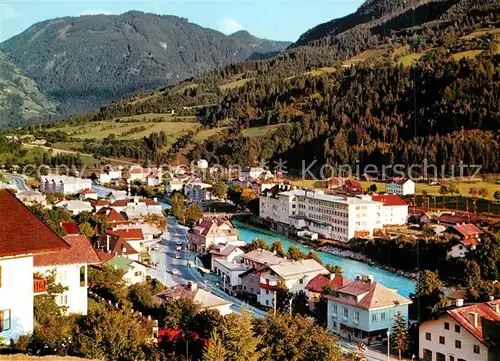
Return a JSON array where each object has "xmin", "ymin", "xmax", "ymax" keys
[
  {"xmin": 305, "ymin": 274, "xmax": 350, "ymax": 293},
  {"xmin": 438, "ymin": 214, "xmax": 471, "ymax": 225},
  {"xmin": 453, "ymin": 223, "xmax": 483, "ymax": 238},
  {"xmin": 89, "ymin": 199, "xmax": 109, "ymax": 207},
  {"xmin": 460, "ymin": 238, "xmax": 479, "ymax": 247},
  {"xmin": 107, "ymin": 228, "xmax": 144, "ymax": 240},
  {"xmin": 95, "ymin": 250, "xmax": 115, "ymax": 263},
  {"xmin": 96, "ymin": 234, "xmax": 139, "ymax": 255},
  {"xmin": 392, "ymin": 177, "xmax": 411, "ymax": 185},
  {"xmin": 111, "ymin": 199, "xmax": 129, "ymax": 207},
  {"xmin": 97, "ymin": 207, "xmax": 127, "ymax": 223},
  {"xmin": 0, "ymin": 190, "xmax": 70, "ymax": 258},
  {"xmin": 372, "ymin": 194, "xmax": 408, "ymax": 207},
  {"xmin": 33, "ymin": 235, "xmax": 101, "ymax": 267},
  {"xmin": 79, "ymin": 188, "xmax": 96, "ymax": 194},
  {"xmin": 447, "ymin": 300, "xmax": 500, "ymax": 347},
  {"xmin": 61, "ymin": 221, "xmax": 79, "ymax": 235}
]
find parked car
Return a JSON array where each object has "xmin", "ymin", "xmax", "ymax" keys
[
  {"xmin": 175, "ymin": 254, "xmax": 181, "ymax": 259},
  {"xmin": 171, "ymin": 269, "xmax": 180, "ymax": 275},
  {"xmin": 176, "ymin": 245, "xmax": 182, "ymax": 251}
]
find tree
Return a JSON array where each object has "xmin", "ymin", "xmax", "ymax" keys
[
  {"xmin": 292, "ymin": 290, "xmax": 309, "ymax": 315},
  {"xmin": 189, "ymin": 309, "xmax": 223, "ymax": 339},
  {"xmin": 211, "ymin": 181, "xmax": 227, "ymax": 200},
  {"xmin": 34, "ymin": 269, "xmax": 69, "ymax": 325},
  {"xmin": 88, "ymin": 265, "xmax": 126, "ymax": 304},
  {"xmin": 410, "ymin": 270, "xmax": 446, "ymax": 321},
  {"xmin": 144, "ymin": 214, "xmax": 167, "ymax": 232},
  {"xmin": 275, "ymin": 280, "xmax": 294, "ymax": 312},
  {"xmin": 75, "ymin": 211, "xmax": 94, "ymax": 225},
  {"xmin": 307, "ymin": 251, "xmax": 322, "ymax": 264},
  {"xmin": 241, "ymin": 188, "xmax": 256, "ymax": 202},
  {"xmin": 171, "ymin": 193, "xmax": 186, "ymax": 223},
  {"xmin": 465, "ymin": 260, "xmax": 482, "ymax": 300},
  {"xmin": 368, "ymin": 183, "xmax": 377, "ymax": 193},
  {"xmin": 439, "ymin": 185, "xmax": 448, "ymax": 208},
  {"xmin": 215, "ymin": 310, "xmax": 260, "ymax": 361},
  {"xmin": 186, "ymin": 203, "xmax": 203, "ymax": 227},
  {"xmin": 227, "ymin": 184, "xmax": 243, "ymax": 206},
  {"xmin": 325, "ymin": 264, "xmax": 343, "ymax": 276},
  {"xmin": 270, "ymin": 240, "xmax": 285, "ymax": 257},
  {"xmin": 391, "ymin": 312, "xmax": 409, "ymax": 360},
  {"xmin": 163, "ymin": 297, "xmax": 200, "ymax": 329},
  {"xmin": 243, "ymin": 238, "xmax": 268, "ymax": 252},
  {"xmin": 203, "ymin": 330, "xmax": 228, "ymax": 361},
  {"xmin": 494, "ymin": 190, "xmax": 500, "ymax": 202},
  {"xmin": 78, "ymin": 222, "xmax": 94, "ymax": 237},
  {"xmin": 478, "ymin": 188, "xmax": 489, "ymax": 199},
  {"xmin": 287, "ymin": 245, "xmax": 305, "ymax": 261}
]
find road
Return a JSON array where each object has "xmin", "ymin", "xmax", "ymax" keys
[
  {"xmin": 147, "ymin": 216, "xmax": 267, "ymax": 317},
  {"xmin": 3, "ymin": 174, "xmax": 30, "ymax": 191}
]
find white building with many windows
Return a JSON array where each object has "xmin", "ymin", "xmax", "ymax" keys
[
  {"xmin": 40, "ymin": 175, "xmax": 93, "ymax": 195},
  {"xmin": 260, "ymin": 189, "xmax": 385, "ymax": 242},
  {"xmin": 419, "ymin": 299, "xmax": 500, "ymax": 361},
  {"xmin": 386, "ymin": 178, "xmax": 415, "ymax": 196}
]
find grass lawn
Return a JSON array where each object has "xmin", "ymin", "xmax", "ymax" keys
[
  {"xmin": 219, "ymin": 78, "xmax": 254, "ymax": 90},
  {"xmin": 241, "ymin": 124, "xmax": 282, "ymax": 138},
  {"xmin": 451, "ymin": 50, "xmax": 483, "ymax": 61},
  {"xmin": 399, "ymin": 52, "xmax": 424, "ymax": 66},
  {"xmin": 343, "ymin": 48, "xmax": 388, "ymax": 66},
  {"xmin": 194, "ymin": 127, "xmax": 228, "ymax": 142},
  {"xmin": 461, "ymin": 27, "xmax": 500, "ymax": 40}
]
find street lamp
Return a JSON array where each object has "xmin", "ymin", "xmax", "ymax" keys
[{"xmin": 386, "ymin": 331, "xmax": 390, "ymax": 361}]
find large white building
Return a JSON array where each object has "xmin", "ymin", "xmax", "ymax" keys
[
  {"xmin": 370, "ymin": 194, "xmax": 408, "ymax": 225},
  {"xmin": 386, "ymin": 178, "xmax": 415, "ymax": 196},
  {"xmin": 40, "ymin": 175, "xmax": 93, "ymax": 195},
  {"xmin": 0, "ymin": 190, "xmax": 71, "ymax": 342},
  {"xmin": 419, "ymin": 299, "xmax": 500, "ymax": 361}
]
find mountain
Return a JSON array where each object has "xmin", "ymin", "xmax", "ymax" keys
[
  {"xmin": 229, "ymin": 30, "xmax": 292, "ymax": 58},
  {"xmin": 0, "ymin": 52, "xmax": 57, "ymax": 128},
  {"xmin": 0, "ymin": 11, "xmax": 289, "ymax": 117}
]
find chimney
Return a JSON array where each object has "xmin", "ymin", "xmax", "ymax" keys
[
  {"xmin": 153, "ymin": 197, "xmax": 158, "ymax": 202},
  {"xmin": 187, "ymin": 281, "xmax": 197, "ymax": 291},
  {"xmin": 468, "ymin": 312, "xmax": 478, "ymax": 328},
  {"xmin": 455, "ymin": 299, "xmax": 464, "ymax": 307},
  {"xmin": 106, "ymin": 235, "xmax": 110, "ymax": 252}
]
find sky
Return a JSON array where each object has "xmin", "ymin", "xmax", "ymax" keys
[{"xmin": 0, "ymin": 0, "xmax": 363, "ymax": 42}]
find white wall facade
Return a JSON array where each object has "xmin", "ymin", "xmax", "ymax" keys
[
  {"xmin": 40, "ymin": 176, "xmax": 92, "ymax": 195},
  {"xmin": 123, "ymin": 263, "xmax": 146, "ymax": 286},
  {"xmin": 34, "ymin": 264, "xmax": 88, "ymax": 315},
  {"xmin": 386, "ymin": 180, "xmax": 415, "ymax": 196},
  {"xmin": 0, "ymin": 256, "xmax": 34, "ymax": 342},
  {"xmin": 419, "ymin": 314, "xmax": 490, "ymax": 361},
  {"xmin": 380, "ymin": 205, "xmax": 408, "ymax": 225}
]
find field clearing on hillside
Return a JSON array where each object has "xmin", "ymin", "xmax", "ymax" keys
[
  {"xmin": 292, "ymin": 179, "xmax": 500, "ymax": 201},
  {"xmin": 220, "ymin": 78, "xmax": 254, "ymax": 90},
  {"xmin": 121, "ymin": 122, "xmax": 200, "ymax": 140},
  {"xmin": 304, "ymin": 66, "xmax": 337, "ymax": 76},
  {"xmin": 451, "ymin": 50, "xmax": 483, "ymax": 61},
  {"xmin": 242, "ymin": 124, "xmax": 282, "ymax": 137},
  {"xmin": 194, "ymin": 127, "xmax": 227, "ymax": 142},
  {"xmin": 343, "ymin": 48, "xmax": 388, "ymax": 66},
  {"xmin": 461, "ymin": 27, "xmax": 500, "ymax": 40},
  {"xmin": 399, "ymin": 52, "xmax": 424, "ymax": 66},
  {"xmin": 112, "ymin": 113, "xmax": 197, "ymax": 122},
  {"xmin": 172, "ymin": 83, "xmax": 198, "ymax": 94}
]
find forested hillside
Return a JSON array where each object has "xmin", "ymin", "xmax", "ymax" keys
[
  {"xmin": 0, "ymin": 11, "xmax": 289, "ymax": 117},
  {"xmin": 0, "ymin": 52, "xmax": 57, "ymax": 127}
]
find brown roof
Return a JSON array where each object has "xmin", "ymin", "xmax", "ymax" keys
[
  {"xmin": 0, "ymin": 190, "xmax": 70, "ymax": 258},
  {"xmin": 34, "ymin": 235, "xmax": 101, "ymax": 267},
  {"xmin": 452, "ymin": 223, "xmax": 484, "ymax": 238},
  {"xmin": 438, "ymin": 214, "xmax": 472, "ymax": 225},
  {"xmin": 97, "ymin": 207, "xmax": 127, "ymax": 223},
  {"xmin": 107, "ymin": 228, "xmax": 144, "ymax": 240},
  {"xmin": 95, "ymin": 250, "xmax": 115, "ymax": 263},
  {"xmin": 190, "ymin": 218, "xmax": 237, "ymax": 237},
  {"xmin": 210, "ymin": 244, "xmax": 241, "ymax": 257},
  {"xmin": 79, "ymin": 188, "xmax": 96, "ymax": 194},
  {"xmin": 61, "ymin": 221, "xmax": 79, "ymax": 235},
  {"xmin": 447, "ymin": 300, "xmax": 500, "ymax": 347},
  {"xmin": 96, "ymin": 234, "xmax": 139, "ymax": 255},
  {"xmin": 305, "ymin": 274, "xmax": 350, "ymax": 293},
  {"xmin": 326, "ymin": 277, "xmax": 412, "ymax": 310},
  {"xmin": 89, "ymin": 199, "xmax": 109, "ymax": 207}
]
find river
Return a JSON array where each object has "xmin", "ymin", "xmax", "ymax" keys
[
  {"xmin": 232, "ymin": 220, "xmax": 416, "ymax": 298},
  {"xmin": 91, "ymin": 184, "xmax": 415, "ymax": 297}
]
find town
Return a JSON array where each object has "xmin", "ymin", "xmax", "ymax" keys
[{"xmin": 1, "ymin": 159, "xmax": 499, "ymax": 361}]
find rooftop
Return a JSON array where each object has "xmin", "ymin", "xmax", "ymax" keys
[
  {"xmin": 0, "ymin": 190, "xmax": 70, "ymax": 258},
  {"xmin": 453, "ymin": 223, "xmax": 484, "ymax": 238},
  {"xmin": 371, "ymin": 194, "xmax": 408, "ymax": 207},
  {"xmin": 33, "ymin": 235, "xmax": 100, "ymax": 267},
  {"xmin": 155, "ymin": 284, "xmax": 232, "ymax": 309},
  {"xmin": 305, "ymin": 274, "xmax": 350, "ymax": 293},
  {"xmin": 210, "ymin": 244, "xmax": 242, "ymax": 257},
  {"xmin": 241, "ymin": 248, "xmax": 284, "ymax": 265},
  {"xmin": 279, "ymin": 189, "xmax": 380, "ymax": 205},
  {"xmin": 61, "ymin": 221, "xmax": 79, "ymax": 235},
  {"xmin": 267, "ymin": 259, "xmax": 328, "ymax": 280}
]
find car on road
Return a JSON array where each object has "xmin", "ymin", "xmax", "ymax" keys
[
  {"xmin": 171, "ymin": 269, "xmax": 180, "ymax": 275},
  {"xmin": 176, "ymin": 245, "xmax": 182, "ymax": 251},
  {"xmin": 175, "ymin": 253, "xmax": 181, "ymax": 259}
]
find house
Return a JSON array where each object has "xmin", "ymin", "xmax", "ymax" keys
[
  {"xmin": 257, "ymin": 259, "xmax": 329, "ymax": 308},
  {"xmin": 105, "ymin": 256, "xmax": 146, "ymax": 286},
  {"xmin": 128, "ymin": 166, "xmax": 163, "ymax": 184},
  {"xmin": 89, "ymin": 198, "xmax": 109, "ymax": 212},
  {"xmin": 408, "ymin": 211, "xmax": 431, "ymax": 224},
  {"xmin": 40, "ymin": 175, "xmax": 92, "ymax": 195},
  {"xmin": 386, "ymin": 178, "xmax": 415, "ymax": 196},
  {"xmin": 241, "ymin": 167, "xmax": 266, "ymax": 180},
  {"xmin": 99, "ymin": 166, "xmax": 122, "ymax": 184},
  {"xmin": 326, "ymin": 275, "xmax": 412, "ymax": 343},
  {"xmin": 155, "ymin": 282, "xmax": 232, "ymax": 315},
  {"xmin": 209, "ymin": 244, "xmax": 245, "ymax": 270},
  {"xmin": 33, "ymin": 235, "xmax": 101, "ymax": 315},
  {"xmin": 108, "ymin": 190, "xmax": 128, "ymax": 203},
  {"xmin": 212, "ymin": 259, "xmax": 251, "ymax": 292},
  {"xmin": 344, "ymin": 179, "xmax": 364, "ymax": 194},
  {"xmin": 109, "ymin": 197, "xmax": 162, "ymax": 218},
  {"xmin": 437, "ymin": 214, "xmax": 473, "ymax": 225},
  {"xmin": 184, "ymin": 182, "xmax": 213, "ymax": 202},
  {"xmin": 15, "ymin": 190, "xmax": 47, "ymax": 207},
  {"xmin": 95, "ymin": 232, "xmax": 142, "ymax": 261},
  {"xmin": 55, "ymin": 199, "xmax": 93, "ymax": 216},
  {"xmin": 305, "ymin": 274, "xmax": 350, "ymax": 309},
  {"xmin": 241, "ymin": 248, "xmax": 283, "ymax": 270},
  {"xmin": 371, "ymin": 194, "xmax": 408, "ymax": 225},
  {"xmin": 0, "ymin": 189, "xmax": 70, "ymax": 342},
  {"xmin": 419, "ymin": 299, "xmax": 500, "ymax": 361},
  {"xmin": 187, "ymin": 218, "xmax": 239, "ymax": 253},
  {"xmin": 146, "ymin": 175, "xmax": 161, "ymax": 187},
  {"xmin": 166, "ymin": 179, "xmax": 184, "ymax": 194},
  {"xmin": 451, "ymin": 223, "xmax": 484, "ymax": 240},
  {"xmin": 96, "ymin": 207, "xmax": 128, "ymax": 225},
  {"xmin": 238, "ymin": 268, "xmax": 261, "ymax": 299},
  {"xmin": 106, "ymin": 228, "xmax": 145, "ymax": 253},
  {"xmin": 448, "ymin": 239, "xmax": 480, "ymax": 258},
  {"xmin": 79, "ymin": 189, "xmax": 98, "ymax": 201},
  {"xmin": 60, "ymin": 221, "xmax": 79, "ymax": 236}
]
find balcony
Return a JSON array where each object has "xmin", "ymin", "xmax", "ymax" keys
[{"xmin": 33, "ymin": 277, "xmax": 48, "ymax": 294}]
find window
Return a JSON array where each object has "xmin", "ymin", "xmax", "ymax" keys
[
  {"xmin": 473, "ymin": 345, "xmax": 480, "ymax": 354},
  {"xmin": 265, "ymin": 289, "xmax": 269, "ymax": 295},
  {"xmin": 354, "ymin": 311, "xmax": 359, "ymax": 323},
  {"xmin": 372, "ymin": 314, "xmax": 378, "ymax": 322},
  {"xmin": 265, "ymin": 300, "xmax": 269, "ymax": 306},
  {"xmin": 425, "ymin": 332, "xmax": 431, "ymax": 341},
  {"xmin": 439, "ymin": 336, "xmax": 445, "ymax": 345},
  {"xmin": 455, "ymin": 325, "xmax": 460, "ymax": 333},
  {"xmin": 342, "ymin": 308, "xmax": 348, "ymax": 320},
  {"xmin": 444, "ymin": 322, "xmax": 450, "ymax": 330},
  {"xmin": 381, "ymin": 312, "xmax": 386, "ymax": 320},
  {"xmin": 332, "ymin": 304, "xmax": 338, "ymax": 317},
  {"xmin": 134, "ymin": 271, "xmax": 142, "ymax": 276},
  {"xmin": 449, "ymin": 357, "xmax": 454, "ymax": 361},
  {"xmin": 58, "ymin": 295, "xmax": 69, "ymax": 306},
  {"xmin": 0, "ymin": 309, "xmax": 11, "ymax": 331},
  {"xmin": 455, "ymin": 340, "xmax": 461, "ymax": 349},
  {"xmin": 299, "ymin": 279, "xmax": 303, "ymax": 284}
]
